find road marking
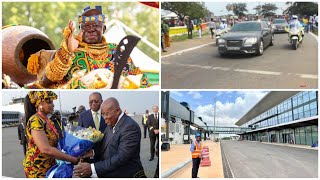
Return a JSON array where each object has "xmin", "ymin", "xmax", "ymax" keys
[
  {"xmin": 221, "ymin": 142, "xmax": 234, "ymax": 178},
  {"xmin": 162, "ymin": 42, "xmax": 215, "ymax": 59},
  {"xmin": 296, "ymin": 74, "xmax": 318, "ymax": 79},
  {"xmin": 309, "ymin": 31, "xmax": 318, "ymax": 41},
  {"xmin": 234, "ymin": 69, "xmax": 282, "ymax": 75},
  {"xmin": 162, "ymin": 62, "xmax": 318, "ymax": 79}
]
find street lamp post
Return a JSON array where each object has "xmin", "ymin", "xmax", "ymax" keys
[{"xmin": 213, "ymin": 98, "xmax": 216, "ymax": 141}]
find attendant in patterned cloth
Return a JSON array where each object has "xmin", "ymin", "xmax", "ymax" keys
[
  {"xmin": 26, "ymin": 6, "xmax": 149, "ymax": 89},
  {"xmin": 23, "ymin": 91, "xmax": 79, "ymax": 178}
]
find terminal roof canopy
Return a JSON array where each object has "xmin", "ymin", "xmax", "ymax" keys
[{"xmin": 235, "ymin": 91, "xmax": 299, "ymax": 126}]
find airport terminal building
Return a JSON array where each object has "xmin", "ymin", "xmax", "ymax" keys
[{"xmin": 236, "ymin": 91, "xmax": 318, "ymax": 146}]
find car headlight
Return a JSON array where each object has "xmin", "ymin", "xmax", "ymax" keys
[
  {"xmin": 218, "ymin": 39, "xmax": 225, "ymax": 44},
  {"xmin": 272, "ymin": 25, "xmax": 276, "ymax": 29},
  {"xmin": 244, "ymin": 38, "xmax": 257, "ymax": 44}
]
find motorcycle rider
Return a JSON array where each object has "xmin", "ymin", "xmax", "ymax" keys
[
  {"xmin": 218, "ymin": 19, "xmax": 228, "ymax": 32},
  {"xmin": 289, "ymin": 15, "xmax": 304, "ymax": 36}
]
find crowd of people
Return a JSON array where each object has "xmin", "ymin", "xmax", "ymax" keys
[{"xmin": 17, "ymin": 91, "xmax": 159, "ymax": 178}]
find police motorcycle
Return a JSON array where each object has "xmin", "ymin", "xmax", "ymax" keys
[{"xmin": 285, "ymin": 20, "xmax": 304, "ymax": 50}]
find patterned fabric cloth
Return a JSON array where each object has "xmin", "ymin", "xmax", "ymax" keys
[
  {"xmin": 23, "ymin": 114, "xmax": 58, "ymax": 178},
  {"xmin": 63, "ymin": 39, "xmax": 149, "ymax": 89},
  {"xmin": 28, "ymin": 91, "xmax": 57, "ymax": 107}
]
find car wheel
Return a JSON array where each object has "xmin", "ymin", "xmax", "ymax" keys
[{"xmin": 257, "ymin": 40, "xmax": 264, "ymax": 56}]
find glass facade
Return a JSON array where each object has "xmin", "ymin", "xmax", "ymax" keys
[
  {"xmin": 242, "ymin": 91, "xmax": 318, "ymax": 129},
  {"xmin": 240, "ymin": 91, "xmax": 318, "ymax": 146}
]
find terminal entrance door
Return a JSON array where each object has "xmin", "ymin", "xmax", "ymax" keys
[
  {"xmin": 282, "ymin": 133, "xmax": 294, "ymax": 143},
  {"xmin": 282, "ymin": 134, "xmax": 289, "ymax": 143}
]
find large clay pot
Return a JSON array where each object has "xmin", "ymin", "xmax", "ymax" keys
[{"xmin": 2, "ymin": 25, "xmax": 55, "ymax": 86}]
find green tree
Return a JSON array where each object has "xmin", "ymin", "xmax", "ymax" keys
[
  {"xmin": 284, "ymin": 2, "xmax": 318, "ymax": 16},
  {"xmin": 162, "ymin": 2, "xmax": 209, "ymax": 20},
  {"xmin": 254, "ymin": 3, "xmax": 278, "ymax": 16},
  {"xmin": 3, "ymin": 2, "xmax": 159, "ymax": 61},
  {"xmin": 226, "ymin": 3, "xmax": 248, "ymax": 17}
]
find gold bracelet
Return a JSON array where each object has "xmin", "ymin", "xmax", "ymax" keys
[{"xmin": 45, "ymin": 54, "xmax": 73, "ymax": 82}]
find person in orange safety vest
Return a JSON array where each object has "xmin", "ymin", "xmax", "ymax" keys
[{"xmin": 190, "ymin": 132, "xmax": 203, "ymax": 178}]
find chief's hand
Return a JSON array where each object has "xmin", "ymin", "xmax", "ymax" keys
[
  {"xmin": 154, "ymin": 129, "xmax": 159, "ymax": 134},
  {"xmin": 73, "ymin": 162, "xmax": 92, "ymax": 178},
  {"xmin": 67, "ymin": 20, "xmax": 83, "ymax": 53}
]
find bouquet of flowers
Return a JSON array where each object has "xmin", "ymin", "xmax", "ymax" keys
[{"xmin": 46, "ymin": 125, "xmax": 104, "ymax": 178}]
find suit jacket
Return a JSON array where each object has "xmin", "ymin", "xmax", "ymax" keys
[
  {"xmin": 147, "ymin": 113, "xmax": 159, "ymax": 137},
  {"xmin": 78, "ymin": 110, "xmax": 106, "ymax": 132},
  {"xmin": 18, "ymin": 123, "xmax": 27, "ymax": 144},
  {"xmin": 94, "ymin": 114, "xmax": 145, "ymax": 178}
]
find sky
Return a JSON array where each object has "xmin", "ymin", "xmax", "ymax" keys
[
  {"xmin": 2, "ymin": 91, "xmax": 159, "ymax": 114},
  {"xmin": 204, "ymin": 2, "xmax": 288, "ymax": 16},
  {"xmin": 170, "ymin": 91, "xmax": 268, "ymax": 127}
]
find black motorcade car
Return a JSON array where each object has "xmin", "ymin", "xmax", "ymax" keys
[
  {"xmin": 217, "ymin": 21, "xmax": 273, "ymax": 56},
  {"xmin": 272, "ymin": 18, "xmax": 289, "ymax": 33}
]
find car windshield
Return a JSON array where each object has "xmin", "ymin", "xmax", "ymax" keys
[
  {"xmin": 231, "ymin": 23, "xmax": 261, "ymax": 31},
  {"xmin": 273, "ymin": 19, "xmax": 287, "ymax": 24}
]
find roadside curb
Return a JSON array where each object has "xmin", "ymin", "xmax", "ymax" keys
[
  {"xmin": 244, "ymin": 140, "xmax": 318, "ymax": 150},
  {"xmin": 161, "ymin": 159, "xmax": 192, "ymax": 178},
  {"xmin": 162, "ymin": 42, "xmax": 215, "ymax": 59},
  {"xmin": 261, "ymin": 142, "xmax": 318, "ymax": 150},
  {"xmin": 309, "ymin": 31, "xmax": 318, "ymax": 41}
]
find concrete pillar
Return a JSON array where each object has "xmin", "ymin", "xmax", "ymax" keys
[{"xmin": 267, "ymin": 131, "xmax": 270, "ymax": 142}]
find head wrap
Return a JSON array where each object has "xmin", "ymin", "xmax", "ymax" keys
[
  {"xmin": 78, "ymin": 6, "xmax": 106, "ymax": 24},
  {"xmin": 27, "ymin": 91, "xmax": 57, "ymax": 107}
]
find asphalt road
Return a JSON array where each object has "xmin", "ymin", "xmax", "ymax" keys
[
  {"xmin": 162, "ymin": 33, "xmax": 318, "ymax": 89},
  {"xmin": 220, "ymin": 140, "xmax": 318, "ymax": 178},
  {"xmin": 2, "ymin": 115, "xmax": 157, "ymax": 178}
]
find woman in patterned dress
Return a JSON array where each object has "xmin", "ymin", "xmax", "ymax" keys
[{"xmin": 23, "ymin": 91, "xmax": 79, "ymax": 178}]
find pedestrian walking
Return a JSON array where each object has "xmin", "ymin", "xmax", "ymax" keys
[
  {"xmin": 187, "ymin": 19, "xmax": 194, "ymax": 39},
  {"xmin": 208, "ymin": 18, "xmax": 216, "ymax": 39}
]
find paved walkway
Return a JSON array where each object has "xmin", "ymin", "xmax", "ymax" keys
[{"xmin": 161, "ymin": 141, "xmax": 224, "ymax": 178}]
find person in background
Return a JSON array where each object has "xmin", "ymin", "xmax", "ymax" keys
[
  {"xmin": 208, "ymin": 18, "xmax": 216, "ymax": 39},
  {"xmin": 187, "ymin": 19, "xmax": 194, "ymax": 39},
  {"xmin": 78, "ymin": 92, "xmax": 106, "ymax": 133},
  {"xmin": 147, "ymin": 105, "xmax": 159, "ymax": 161},
  {"xmin": 51, "ymin": 110, "xmax": 64, "ymax": 141},
  {"xmin": 162, "ymin": 20, "xmax": 170, "ymax": 48},
  {"xmin": 142, "ymin": 110, "xmax": 149, "ymax": 138},
  {"xmin": 18, "ymin": 117, "xmax": 27, "ymax": 156},
  {"xmin": 190, "ymin": 132, "xmax": 203, "ymax": 178}
]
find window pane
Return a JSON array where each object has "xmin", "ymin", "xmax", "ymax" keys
[{"xmin": 305, "ymin": 126, "xmax": 312, "ymax": 146}]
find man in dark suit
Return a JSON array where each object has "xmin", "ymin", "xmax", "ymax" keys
[
  {"xmin": 74, "ymin": 97, "xmax": 146, "ymax": 178},
  {"xmin": 17, "ymin": 118, "xmax": 27, "ymax": 156},
  {"xmin": 141, "ymin": 109, "xmax": 149, "ymax": 138},
  {"xmin": 147, "ymin": 105, "xmax": 159, "ymax": 161},
  {"xmin": 78, "ymin": 92, "xmax": 106, "ymax": 133}
]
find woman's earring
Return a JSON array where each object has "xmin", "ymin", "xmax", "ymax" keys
[{"xmin": 39, "ymin": 105, "xmax": 43, "ymax": 112}]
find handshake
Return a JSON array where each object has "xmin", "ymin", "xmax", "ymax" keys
[{"xmin": 73, "ymin": 149, "xmax": 95, "ymax": 178}]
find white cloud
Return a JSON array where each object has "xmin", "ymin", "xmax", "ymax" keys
[
  {"xmin": 194, "ymin": 91, "xmax": 267, "ymax": 127},
  {"xmin": 171, "ymin": 91, "xmax": 183, "ymax": 97},
  {"xmin": 188, "ymin": 91, "xmax": 203, "ymax": 99}
]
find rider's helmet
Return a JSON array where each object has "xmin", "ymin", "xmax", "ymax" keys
[{"xmin": 291, "ymin": 15, "xmax": 298, "ymax": 20}]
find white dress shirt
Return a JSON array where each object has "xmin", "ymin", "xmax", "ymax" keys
[{"xmin": 90, "ymin": 111, "xmax": 125, "ymax": 178}]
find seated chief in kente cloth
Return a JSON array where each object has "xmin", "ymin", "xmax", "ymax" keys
[{"xmin": 26, "ymin": 6, "xmax": 149, "ymax": 89}]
